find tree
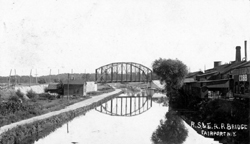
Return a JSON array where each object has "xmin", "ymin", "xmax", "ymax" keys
[
  {"xmin": 152, "ymin": 58, "xmax": 188, "ymax": 90},
  {"xmin": 53, "ymin": 79, "xmax": 59, "ymax": 83},
  {"xmin": 152, "ymin": 58, "xmax": 188, "ymax": 108},
  {"xmin": 82, "ymin": 74, "xmax": 88, "ymax": 81},
  {"xmin": 38, "ymin": 78, "xmax": 46, "ymax": 84}
]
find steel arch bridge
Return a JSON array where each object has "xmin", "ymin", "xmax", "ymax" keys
[{"xmin": 95, "ymin": 62, "xmax": 153, "ymax": 83}]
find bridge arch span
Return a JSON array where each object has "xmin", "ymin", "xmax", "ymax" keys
[{"xmin": 95, "ymin": 62, "xmax": 153, "ymax": 83}]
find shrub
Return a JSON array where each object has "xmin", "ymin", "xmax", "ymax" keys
[
  {"xmin": 16, "ymin": 89, "xmax": 24, "ymax": 99},
  {"xmin": 9, "ymin": 90, "xmax": 17, "ymax": 97},
  {"xmin": 87, "ymin": 91, "xmax": 99, "ymax": 95},
  {"xmin": 26, "ymin": 90, "xmax": 37, "ymax": 99},
  {"xmin": 38, "ymin": 78, "xmax": 46, "ymax": 84},
  {"xmin": 38, "ymin": 93, "xmax": 56, "ymax": 100},
  {"xmin": 0, "ymin": 100, "xmax": 24, "ymax": 116},
  {"xmin": 7, "ymin": 90, "xmax": 21, "ymax": 102},
  {"xmin": 8, "ymin": 95, "xmax": 21, "ymax": 103}
]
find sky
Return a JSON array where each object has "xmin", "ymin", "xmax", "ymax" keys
[{"xmin": 1, "ymin": 0, "xmax": 250, "ymax": 76}]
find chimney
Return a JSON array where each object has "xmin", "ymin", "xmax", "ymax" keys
[
  {"xmin": 214, "ymin": 61, "xmax": 221, "ymax": 68},
  {"xmin": 236, "ymin": 46, "xmax": 241, "ymax": 62},
  {"xmin": 245, "ymin": 41, "xmax": 247, "ymax": 61}
]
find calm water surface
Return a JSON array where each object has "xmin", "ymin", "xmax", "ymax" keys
[{"xmin": 34, "ymin": 92, "xmax": 168, "ymax": 144}]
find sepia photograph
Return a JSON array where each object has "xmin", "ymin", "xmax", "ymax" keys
[{"xmin": 0, "ymin": 0, "xmax": 250, "ymax": 144}]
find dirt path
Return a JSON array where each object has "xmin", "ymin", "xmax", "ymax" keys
[{"xmin": 0, "ymin": 89, "xmax": 122, "ymax": 135}]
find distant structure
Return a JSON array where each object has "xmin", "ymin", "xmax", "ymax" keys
[
  {"xmin": 183, "ymin": 40, "xmax": 250, "ymax": 100},
  {"xmin": 46, "ymin": 79, "xmax": 97, "ymax": 96}
]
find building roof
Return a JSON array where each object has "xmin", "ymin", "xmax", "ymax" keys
[
  {"xmin": 205, "ymin": 61, "xmax": 247, "ymax": 75},
  {"xmin": 48, "ymin": 83, "xmax": 59, "ymax": 90},
  {"xmin": 206, "ymin": 81, "xmax": 229, "ymax": 89},
  {"xmin": 231, "ymin": 61, "xmax": 250, "ymax": 69},
  {"xmin": 184, "ymin": 78, "xmax": 196, "ymax": 83},
  {"xmin": 220, "ymin": 61, "xmax": 247, "ymax": 74},
  {"xmin": 186, "ymin": 71, "xmax": 203, "ymax": 78},
  {"xmin": 198, "ymin": 79, "xmax": 228, "ymax": 83},
  {"xmin": 62, "ymin": 79, "xmax": 85, "ymax": 85},
  {"xmin": 196, "ymin": 71, "xmax": 218, "ymax": 78}
]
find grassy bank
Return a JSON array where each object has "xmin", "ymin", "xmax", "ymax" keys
[
  {"xmin": 0, "ymin": 91, "xmax": 123, "ymax": 144},
  {"xmin": 0, "ymin": 84, "xmax": 114, "ymax": 128}
]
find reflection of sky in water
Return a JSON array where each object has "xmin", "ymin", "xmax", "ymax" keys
[{"xmin": 34, "ymin": 92, "xmax": 220, "ymax": 144}]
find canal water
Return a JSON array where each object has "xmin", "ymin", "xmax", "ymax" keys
[{"xmin": 32, "ymin": 90, "xmax": 220, "ymax": 144}]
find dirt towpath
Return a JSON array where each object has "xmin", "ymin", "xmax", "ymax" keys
[{"xmin": 0, "ymin": 89, "xmax": 122, "ymax": 135}]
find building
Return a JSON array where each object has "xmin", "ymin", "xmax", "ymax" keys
[
  {"xmin": 230, "ymin": 61, "xmax": 250, "ymax": 98},
  {"xmin": 183, "ymin": 41, "xmax": 248, "ymax": 99},
  {"xmin": 47, "ymin": 83, "xmax": 62, "ymax": 94},
  {"xmin": 183, "ymin": 71, "xmax": 205, "ymax": 98},
  {"xmin": 62, "ymin": 80, "xmax": 98, "ymax": 96},
  {"xmin": 86, "ymin": 81, "xmax": 97, "ymax": 92},
  {"xmin": 63, "ymin": 79, "xmax": 85, "ymax": 96}
]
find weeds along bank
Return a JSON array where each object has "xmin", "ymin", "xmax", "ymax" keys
[
  {"xmin": 0, "ymin": 91, "xmax": 123, "ymax": 144},
  {"xmin": 0, "ymin": 84, "xmax": 115, "ymax": 128}
]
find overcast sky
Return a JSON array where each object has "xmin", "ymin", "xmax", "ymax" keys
[{"xmin": 1, "ymin": 0, "xmax": 250, "ymax": 76}]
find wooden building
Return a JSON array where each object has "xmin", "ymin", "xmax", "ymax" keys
[{"xmin": 63, "ymin": 80, "xmax": 85, "ymax": 96}]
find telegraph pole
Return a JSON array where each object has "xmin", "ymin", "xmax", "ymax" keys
[
  {"xmin": 19, "ymin": 74, "xmax": 21, "ymax": 84},
  {"xmin": 30, "ymin": 69, "xmax": 32, "ymax": 87},
  {"xmin": 9, "ymin": 69, "xmax": 12, "ymax": 88},
  {"xmin": 85, "ymin": 69, "xmax": 86, "ymax": 81},
  {"xmin": 14, "ymin": 69, "xmax": 17, "ymax": 86},
  {"xmin": 67, "ymin": 73, "xmax": 69, "ymax": 100},
  {"xmin": 35, "ymin": 69, "xmax": 38, "ymax": 84},
  {"xmin": 84, "ymin": 69, "xmax": 86, "ymax": 96},
  {"xmin": 58, "ymin": 69, "xmax": 60, "ymax": 81},
  {"xmin": 50, "ymin": 69, "xmax": 52, "ymax": 83}
]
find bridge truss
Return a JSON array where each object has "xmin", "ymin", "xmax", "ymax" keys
[{"xmin": 95, "ymin": 62, "xmax": 153, "ymax": 83}]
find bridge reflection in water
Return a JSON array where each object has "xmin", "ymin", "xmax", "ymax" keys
[{"xmin": 95, "ymin": 96, "xmax": 152, "ymax": 116}]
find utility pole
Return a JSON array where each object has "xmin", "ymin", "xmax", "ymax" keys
[
  {"xmin": 14, "ymin": 69, "xmax": 17, "ymax": 86},
  {"xmin": 30, "ymin": 69, "xmax": 32, "ymax": 87},
  {"xmin": 71, "ymin": 69, "xmax": 73, "ymax": 80},
  {"xmin": 68, "ymin": 73, "xmax": 69, "ymax": 100},
  {"xmin": 9, "ymin": 69, "xmax": 12, "ymax": 88},
  {"xmin": 58, "ymin": 69, "xmax": 60, "ymax": 81},
  {"xmin": 50, "ymin": 69, "xmax": 52, "ymax": 83},
  {"xmin": 35, "ymin": 69, "xmax": 38, "ymax": 84},
  {"xmin": 85, "ymin": 69, "xmax": 87, "ymax": 81},
  {"xmin": 19, "ymin": 75, "xmax": 21, "ymax": 84},
  {"xmin": 84, "ymin": 69, "xmax": 86, "ymax": 96}
]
